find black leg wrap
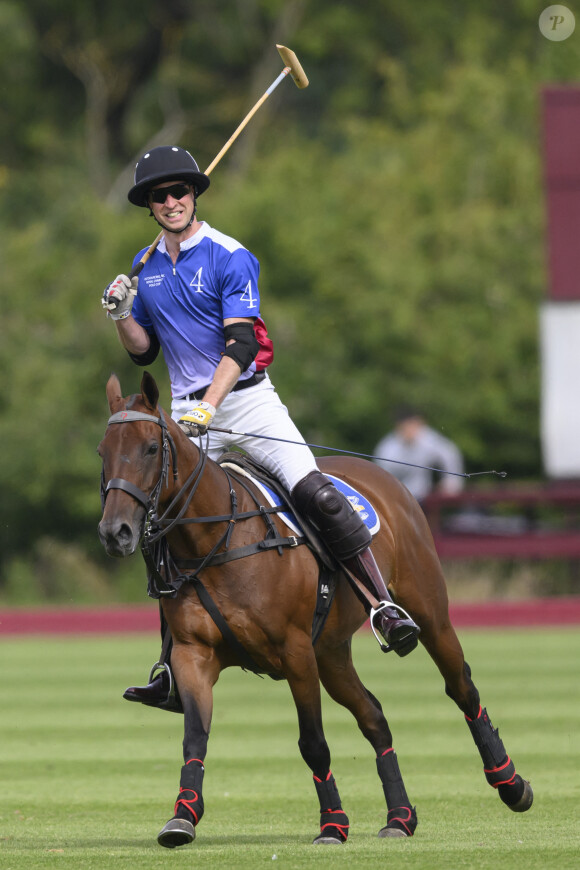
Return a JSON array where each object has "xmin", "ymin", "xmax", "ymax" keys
[
  {"xmin": 465, "ymin": 707, "xmax": 525, "ymax": 806},
  {"xmin": 376, "ymin": 750, "xmax": 417, "ymax": 836},
  {"xmin": 174, "ymin": 759, "xmax": 205, "ymax": 825},
  {"xmin": 313, "ymin": 772, "xmax": 349, "ymax": 842},
  {"xmin": 385, "ymin": 805, "xmax": 418, "ymax": 837},
  {"xmin": 376, "ymin": 750, "xmax": 409, "ymax": 807},
  {"xmin": 293, "ymin": 471, "xmax": 371, "ymax": 560}
]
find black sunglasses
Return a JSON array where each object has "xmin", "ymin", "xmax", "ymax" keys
[{"xmin": 149, "ymin": 183, "xmax": 192, "ymax": 204}]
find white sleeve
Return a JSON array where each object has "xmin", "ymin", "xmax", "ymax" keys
[{"xmin": 425, "ymin": 430, "xmax": 464, "ymax": 492}]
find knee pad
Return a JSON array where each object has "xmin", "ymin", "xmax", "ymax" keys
[{"xmin": 293, "ymin": 470, "xmax": 371, "ymax": 560}]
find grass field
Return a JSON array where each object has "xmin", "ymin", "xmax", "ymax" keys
[{"xmin": 1, "ymin": 627, "xmax": 579, "ymax": 869}]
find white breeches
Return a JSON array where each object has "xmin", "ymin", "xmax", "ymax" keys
[{"xmin": 171, "ymin": 374, "xmax": 318, "ymax": 491}]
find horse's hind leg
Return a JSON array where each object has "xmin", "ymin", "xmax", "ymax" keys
[
  {"xmin": 419, "ymin": 614, "xmax": 533, "ymax": 813},
  {"xmin": 317, "ymin": 641, "xmax": 417, "ymax": 838},
  {"xmin": 284, "ymin": 638, "xmax": 350, "ymax": 845}
]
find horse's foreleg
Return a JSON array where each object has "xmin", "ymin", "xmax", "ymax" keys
[
  {"xmin": 420, "ymin": 617, "xmax": 533, "ymax": 813},
  {"xmin": 284, "ymin": 641, "xmax": 349, "ymax": 845},
  {"xmin": 157, "ymin": 643, "xmax": 218, "ymax": 849},
  {"xmin": 317, "ymin": 642, "xmax": 417, "ymax": 838}
]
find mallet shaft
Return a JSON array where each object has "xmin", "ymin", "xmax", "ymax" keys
[{"xmin": 204, "ymin": 68, "xmax": 291, "ymax": 176}]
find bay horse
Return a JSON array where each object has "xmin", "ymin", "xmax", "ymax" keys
[{"xmin": 97, "ymin": 372, "xmax": 533, "ymax": 848}]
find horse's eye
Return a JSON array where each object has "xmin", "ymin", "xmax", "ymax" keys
[{"xmin": 147, "ymin": 443, "xmax": 159, "ymax": 456}]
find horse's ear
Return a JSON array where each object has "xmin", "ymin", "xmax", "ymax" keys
[
  {"xmin": 106, "ymin": 373, "xmax": 124, "ymax": 413},
  {"xmin": 141, "ymin": 371, "xmax": 159, "ymax": 410}
]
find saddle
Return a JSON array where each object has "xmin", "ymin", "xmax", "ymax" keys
[{"xmin": 218, "ymin": 452, "xmax": 336, "ymax": 568}]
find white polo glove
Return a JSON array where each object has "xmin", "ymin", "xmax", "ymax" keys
[
  {"xmin": 178, "ymin": 402, "xmax": 216, "ymax": 437},
  {"xmin": 102, "ymin": 274, "xmax": 139, "ymax": 320}
]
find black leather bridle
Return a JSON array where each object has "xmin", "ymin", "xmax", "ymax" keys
[
  {"xmin": 103, "ymin": 409, "xmax": 179, "ymax": 520},
  {"xmin": 101, "ymin": 408, "xmax": 207, "ymax": 549}
]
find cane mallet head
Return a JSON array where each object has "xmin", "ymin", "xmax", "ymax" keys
[{"xmin": 276, "ymin": 44, "xmax": 309, "ymax": 89}]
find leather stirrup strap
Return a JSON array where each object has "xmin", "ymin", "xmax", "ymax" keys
[
  {"xmin": 159, "ymin": 619, "xmax": 173, "ymax": 667},
  {"xmin": 340, "ymin": 560, "xmax": 380, "ymax": 610}
]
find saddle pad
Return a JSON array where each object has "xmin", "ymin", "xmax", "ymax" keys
[{"xmin": 221, "ymin": 465, "xmax": 380, "ymax": 537}]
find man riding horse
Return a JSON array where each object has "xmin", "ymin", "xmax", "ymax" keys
[{"xmin": 102, "ymin": 145, "xmax": 420, "ymax": 710}]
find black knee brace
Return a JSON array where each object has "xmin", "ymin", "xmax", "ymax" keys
[{"xmin": 292, "ymin": 470, "xmax": 371, "ymax": 560}]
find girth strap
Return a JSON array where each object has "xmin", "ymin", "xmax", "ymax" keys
[{"xmin": 183, "ymin": 573, "xmax": 266, "ymax": 677}]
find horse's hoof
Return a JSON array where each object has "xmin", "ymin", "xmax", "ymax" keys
[
  {"xmin": 157, "ymin": 818, "xmax": 196, "ymax": 848},
  {"xmin": 379, "ymin": 805, "xmax": 417, "ymax": 838},
  {"xmin": 378, "ymin": 826, "xmax": 409, "ymax": 838},
  {"xmin": 312, "ymin": 835, "xmax": 344, "ymax": 845},
  {"xmin": 509, "ymin": 779, "xmax": 534, "ymax": 813}
]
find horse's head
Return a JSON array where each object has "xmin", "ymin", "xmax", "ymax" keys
[{"xmin": 97, "ymin": 371, "xmax": 176, "ymax": 557}]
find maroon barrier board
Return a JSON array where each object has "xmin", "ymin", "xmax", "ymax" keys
[
  {"xmin": 543, "ymin": 87, "xmax": 580, "ymax": 301},
  {"xmin": 1, "ymin": 599, "xmax": 580, "ymax": 634}
]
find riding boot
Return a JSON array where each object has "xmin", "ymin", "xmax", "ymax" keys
[
  {"xmin": 343, "ymin": 549, "xmax": 420, "ymax": 657},
  {"xmin": 123, "ymin": 664, "xmax": 183, "ymax": 713},
  {"xmin": 292, "ymin": 470, "xmax": 420, "ymax": 658},
  {"xmin": 123, "ymin": 612, "xmax": 183, "ymax": 713}
]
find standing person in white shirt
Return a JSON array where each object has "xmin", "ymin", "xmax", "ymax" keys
[{"xmin": 373, "ymin": 407, "xmax": 464, "ymax": 502}]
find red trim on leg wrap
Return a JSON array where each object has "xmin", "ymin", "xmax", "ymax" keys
[
  {"xmin": 320, "ymin": 809, "xmax": 349, "ymax": 842},
  {"xmin": 386, "ymin": 805, "xmax": 418, "ymax": 837},
  {"xmin": 484, "ymin": 756, "xmax": 517, "ymax": 788},
  {"xmin": 174, "ymin": 759, "xmax": 205, "ymax": 824},
  {"xmin": 174, "ymin": 789, "xmax": 202, "ymax": 824}
]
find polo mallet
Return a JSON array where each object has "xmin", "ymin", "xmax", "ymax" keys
[{"xmin": 127, "ymin": 44, "xmax": 308, "ymax": 281}]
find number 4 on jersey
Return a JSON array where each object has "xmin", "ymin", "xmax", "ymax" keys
[
  {"xmin": 190, "ymin": 268, "xmax": 204, "ymax": 293},
  {"xmin": 240, "ymin": 280, "xmax": 257, "ymax": 309}
]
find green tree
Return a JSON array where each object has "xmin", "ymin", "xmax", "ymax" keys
[{"xmin": 2, "ymin": 1, "xmax": 580, "ymax": 598}]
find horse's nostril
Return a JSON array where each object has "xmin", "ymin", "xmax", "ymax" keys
[
  {"xmin": 117, "ymin": 522, "xmax": 134, "ymax": 545},
  {"xmin": 98, "ymin": 519, "xmax": 138, "ymax": 555}
]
